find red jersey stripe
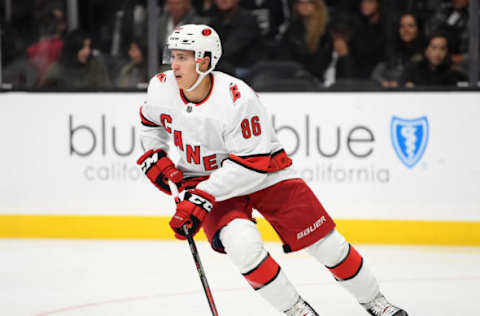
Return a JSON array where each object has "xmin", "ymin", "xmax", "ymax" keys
[
  {"xmin": 139, "ymin": 106, "xmax": 159, "ymax": 127},
  {"xmin": 228, "ymin": 154, "xmax": 270, "ymax": 173}
]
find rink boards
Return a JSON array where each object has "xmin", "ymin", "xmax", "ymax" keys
[{"xmin": 0, "ymin": 91, "xmax": 479, "ymax": 245}]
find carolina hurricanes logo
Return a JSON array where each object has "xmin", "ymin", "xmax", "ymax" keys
[
  {"xmin": 156, "ymin": 72, "xmax": 166, "ymax": 82},
  {"xmin": 229, "ymin": 83, "xmax": 241, "ymax": 102},
  {"xmin": 202, "ymin": 28, "xmax": 212, "ymax": 36}
]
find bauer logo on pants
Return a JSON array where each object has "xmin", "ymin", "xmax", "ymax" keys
[{"xmin": 391, "ymin": 116, "xmax": 429, "ymax": 168}]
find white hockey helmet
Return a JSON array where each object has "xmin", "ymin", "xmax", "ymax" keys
[{"xmin": 167, "ymin": 24, "xmax": 222, "ymax": 91}]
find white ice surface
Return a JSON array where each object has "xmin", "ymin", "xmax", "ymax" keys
[{"xmin": 1, "ymin": 239, "xmax": 479, "ymax": 316}]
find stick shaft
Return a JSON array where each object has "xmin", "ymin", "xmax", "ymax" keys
[
  {"xmin": 168, "ymin": 181, "xmax": 219, "ymax": 316},
  {"xmin": 183, "ymin": 225, "xmax": 219, "ymax": 316}
]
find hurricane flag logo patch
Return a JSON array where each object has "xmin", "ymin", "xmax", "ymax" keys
[{"xmin": 391, "ymin": 116, "xmax": 429, "ymax": 168}]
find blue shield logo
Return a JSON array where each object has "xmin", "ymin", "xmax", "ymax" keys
[{"xmin": 391, "ymin": 116, "xmax": 429, "ymax": 168}]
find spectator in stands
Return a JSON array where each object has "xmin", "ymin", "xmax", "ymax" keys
[
  {"xmin": 372, "ymin": 13, "xmax": 424, "ymax": 87},
  {"xmin": 1, "ymin": 0, "xmax": 62, "ymax": 88},
  {"xmin": 385, "ymin": 0, "xmax": 439, "ymax": 15},
  {"xmin": 26, "ymin": 7, "xmax": 66, "ymax": 86},
  {"xmin": 159, "ymin": 0, "xmax": 207, "ymax": 66},
  {"xmin": 193, "ymin": 0, "xmax": 217, "ymax": 16},
  {"xmin": 240, "ymin": 0, "xmax": 290, "ymax": 42},
  {"xmin": 400, "ymin": 32, "xmax": 467, "ymax": 87},
  {"xmin": 115, "ymin": 39, "xmax": 148, "ymax": 88},
  {"xmin": 209, "ymin": 0, "xmax": 264, "ymax": 77},
  {"xmin": 426, "ymin": 0, "xmax": 469, "ymax": 71},
  {"xmin": 327, "ymin": 0, "xmax": 358, "ymax": 14},
  {"xmin": 76, "ymin": 1, "xmax": 131, "ymax": 55},
  {"xmin": 3, "ymin": 0, "xmax": 38, "ymax": 54},
  {"xmin": 349, "ymin": 0, "xmax": 387, "ymax": 79},
  {"xmin": 322, "ymin": 15, "xmax": 358, "ymax": 87},
  {"xmin": 1, "ymin": 28, "xmax": 37, "ymax": 88},
  {"xmin": 278, "ymin": 0, "xmax": 332, "ymax": 82},
  {"xmin": 39, "ymin": 30, "xmax": 112, "ymax": 89}
]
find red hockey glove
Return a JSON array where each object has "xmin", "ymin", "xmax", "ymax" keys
[
  {"xmin": 137, "ymin": 149, "xmax": 183, "ymax": 195},
  {"xmin": 169, "ymin": 189, "xmax": 215, "ymax": 240}
]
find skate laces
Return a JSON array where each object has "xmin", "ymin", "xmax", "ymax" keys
[
  {"xmin": 362, "ymin": 294, "xmax": 401, "ymax": 316},
  {"xmin": 284, "ymin": 297, "xmax": 319, "ymax": 316}
]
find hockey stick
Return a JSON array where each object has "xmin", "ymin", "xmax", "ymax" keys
[{"xmin": 168, "ymin": 180, "xmax": 220, "ymax": 316}]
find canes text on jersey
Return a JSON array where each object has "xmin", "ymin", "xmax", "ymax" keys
[{"xmin": 160, "ymin": 113, "xmax": 218, "ymax": 171}]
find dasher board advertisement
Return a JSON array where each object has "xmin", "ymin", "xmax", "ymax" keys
[{"xmin": 0, "ymin": 92, "xmax": 479, "ymax": 221}]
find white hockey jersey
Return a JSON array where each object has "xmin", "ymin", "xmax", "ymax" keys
[{"xmin": 139, "ymin": 70, "xmax": 295, "ymax": 201}]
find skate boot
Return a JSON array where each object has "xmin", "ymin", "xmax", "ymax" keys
[
  {"xmin": 361, "ymin": 293, "xmax": 408, "ymax": 316},
  {"xmin": 284, "ymin": 296, "xmax": 319, "ymax": 316}
]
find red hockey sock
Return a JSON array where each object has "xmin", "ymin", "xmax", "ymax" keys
[
  {"xmin": 242, "ymin": 253, "xmax": 281, "ymax": 290},
  {"xmin": 327, "ymin": 244, "xmax": 363, "ymax": 281}
]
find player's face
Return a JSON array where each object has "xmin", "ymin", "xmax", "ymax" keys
[{"xmin": 170, "ymin": 50, "xmax": 198, "ymax": 90}]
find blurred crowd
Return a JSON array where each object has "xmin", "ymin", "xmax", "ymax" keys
[{"xmin": 0, "ymin": 0, "xmax": 476, "ymax": 90}]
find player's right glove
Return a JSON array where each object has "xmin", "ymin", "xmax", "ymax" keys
[
  {"xmin": 137, "ymin": 149, "xmax": 183, "ymax": 195},
  {"xmin": 169, "ymin": 189, "xmax": 214, "ymax": 240}
]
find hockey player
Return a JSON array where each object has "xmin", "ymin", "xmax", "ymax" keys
[{"xmin": 137, "ymin": 24, "xmax": 408, "ymax": 316}]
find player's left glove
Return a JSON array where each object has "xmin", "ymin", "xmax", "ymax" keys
[
  {"xmin": 136, "ymin": 149, "xmax": 183, "ymax": 195},
  {"xmin": 169, "ymin": 189, "xmax": 215, "ymax": 240}
]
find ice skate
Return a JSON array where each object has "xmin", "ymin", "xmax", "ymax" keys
[
  {"xmin": 362, "ymin": 293, "xmax": 408, "ymax": 316},
  {"xmin": 284, "ymin": 297, "xmax": 319, "ymax": 316}
]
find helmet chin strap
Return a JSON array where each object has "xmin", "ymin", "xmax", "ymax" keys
[{"xmin": 185, "ymin": 63, "xmax": 213, "ymax": 92}]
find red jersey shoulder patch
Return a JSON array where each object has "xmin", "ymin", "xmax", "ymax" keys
[
  {"xmin": 229, "ymin": 83, "xmax": 241, "ymax": 102},
  {"xmin": 156, "ymin": 72, "xmax": 167, "ymax": 83}
]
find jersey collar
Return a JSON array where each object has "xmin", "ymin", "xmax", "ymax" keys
[{"xmin": 179, "ymin": 73, "xmax": 214, "ymax": 106}]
